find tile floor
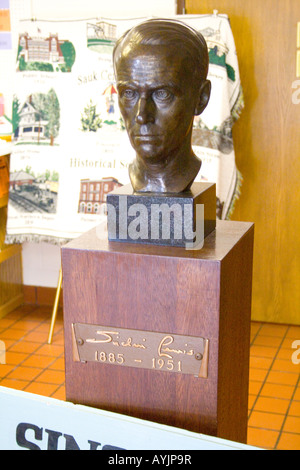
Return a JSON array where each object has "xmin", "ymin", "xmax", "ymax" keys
[{"xmin": 0, "ymin": 304, "xmax": 299, "ymax": 450}]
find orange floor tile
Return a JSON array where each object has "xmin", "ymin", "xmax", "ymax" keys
[
  {"xmin": 0, "ymin": 305, "xmax": 299, "ymax": 450},
  {"xmin": 248, "ymin": 321, "xmax": 300, "ymax": 449},
  {"xmin": 0, "ymin": 305, "xmax": 65, "ymax": 401}
]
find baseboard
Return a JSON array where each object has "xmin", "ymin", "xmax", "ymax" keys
[
  {"xmin": 23, "ymin": 285, "xmax": 63, "ymax": 307},
  {"xmin": 0, "ymin": 294, "xmax": 24, "ymax": 318}
]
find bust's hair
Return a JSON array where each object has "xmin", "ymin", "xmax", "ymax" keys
[{"xmin": 113, "ymin": 19, "xmax": 209, "ymax": 83}]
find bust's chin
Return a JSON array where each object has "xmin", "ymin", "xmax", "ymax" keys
[{"xmin": 129, "ymin": 153, "xmax": 202, "ymax": 194}]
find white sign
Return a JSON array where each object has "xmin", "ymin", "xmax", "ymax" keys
[{"xmin": 0, "ymin": 386, "xmax": 259, "ymax": 451}]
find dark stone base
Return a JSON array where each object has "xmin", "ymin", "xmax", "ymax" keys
[{"xmin": 107, "ymin": 182, "xmax": 216, "ymax": 248}]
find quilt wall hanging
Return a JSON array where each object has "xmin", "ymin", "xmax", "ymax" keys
[{"xmin": 5, "ymin": 13, "xmax": 244, "ymax": 244}]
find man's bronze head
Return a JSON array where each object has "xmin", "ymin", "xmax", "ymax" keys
[{"xmin": 113, "ymin": 19, "xmax": 211, "ymax": 193}]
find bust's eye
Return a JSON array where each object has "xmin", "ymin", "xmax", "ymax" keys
[
  {"xmin": 153, "ymin": 89, "xmax": 172, "ymax": 101},
  {"xmin": 121, "ymin": 89, "xmax": 137, "ymax": 100}
]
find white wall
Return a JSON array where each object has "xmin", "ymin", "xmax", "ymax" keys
[{"xmin": 6, "ymin": 0, "xmax": 176, "ymax": 287}]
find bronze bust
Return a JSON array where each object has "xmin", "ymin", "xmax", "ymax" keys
[{"xmin": 113, "ymin": 19, "xmax": 211, "ymax": 193}]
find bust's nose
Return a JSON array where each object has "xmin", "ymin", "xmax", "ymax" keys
[{"xmin": 135, "ymin": 96, "xmax": 155, "ymax": 124}]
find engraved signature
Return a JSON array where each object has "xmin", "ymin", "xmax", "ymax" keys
[
  {"xmin": 86, "ymin": 330, "xmax": 146, "ymax": 349},
  {"xmin": 158, "ymin": 335, "xmax": 194, "ymax": 359},
  {"xmin": 86, "ymin": 331, "xmax": 118, "ymax": 344},
  {"xmin": 121, "ymin": 337, "xmax": 146, "ymax": 349}
]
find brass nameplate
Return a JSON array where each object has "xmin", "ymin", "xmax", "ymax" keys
[{"xmin": 72, "ymin": 323, "xmax": 209, "ymax": 378}]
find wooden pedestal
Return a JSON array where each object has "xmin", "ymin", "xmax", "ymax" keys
[{"xmin": 62, "ymin": 220, "xmax": 254, "ymax": 443}]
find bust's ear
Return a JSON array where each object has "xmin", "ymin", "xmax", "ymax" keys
[{"xmin": 195, "ymin": 80, "xmax": 211, "ymax": 116}]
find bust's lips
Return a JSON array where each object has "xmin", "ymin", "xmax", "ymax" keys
[{"xmin": 133, "ymin": 135, "xmax": 161, "ymax": 141}]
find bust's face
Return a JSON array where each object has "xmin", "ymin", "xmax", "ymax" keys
[{"xmin": 115, "ymin": 44, "xmax": 199, "ymax": 165}]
